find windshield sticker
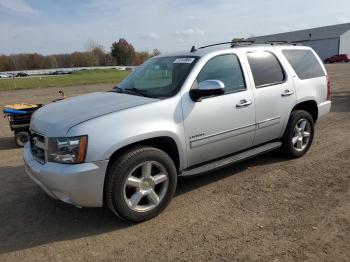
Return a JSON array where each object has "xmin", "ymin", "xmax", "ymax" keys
[{"xmin": 173, "ymin": 58, "xmax": 195, "ymax": 64}]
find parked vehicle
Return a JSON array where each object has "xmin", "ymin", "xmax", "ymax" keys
[
  {"xmin": 51, "ymin": 70, "xmax": 72, "ymax": 75},
  {"xmin": 24, "ymin": 42, "xmax": 331, "ymax": 222},
  {"xmin": 0, "ymin": 73, "xmax": 10, "ymax": 78},
  {"xmin": 3, "ymin": 91, "xmax": 66, "ymax": 147},
  {"xmin": 3, "ymin": 104, "xmax": 42, "ymax": 147},
  {"xmin": 16, "ymin": 72, "xmax": 29, "ymax": 77},
  {"xmin": 324, "ymin": 54, "xmax": 350, "ymax": 63}
]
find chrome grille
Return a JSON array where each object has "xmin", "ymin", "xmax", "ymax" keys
[{"xmin": 30, "ymin": 132, "xmax": 46, "ymax": 164}]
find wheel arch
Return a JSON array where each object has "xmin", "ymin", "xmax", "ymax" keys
[
  {"xmin": 291, "ymin": 100, "xmax": 318, "ymax": 123},
  {"xmin": 106, "ymin": 136, "xmax": 181, "ymax": 174}
]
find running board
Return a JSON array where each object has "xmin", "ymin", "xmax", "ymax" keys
[{"xmin": 180, "ymin": 142, "xmax": 282, "ymax": 177}]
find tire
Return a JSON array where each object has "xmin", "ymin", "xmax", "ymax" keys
[
  {"xmin": 14, "ymin": 132, "xmax": 29, "ymax": 147},
  {"xmin": 105, "ymin": 146, "xmax": 177, "ymax": 222},
  {"xmin": 281, "ymin": 110, "xmax": 314, "ymax": 158}
]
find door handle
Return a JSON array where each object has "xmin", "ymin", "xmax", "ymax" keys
[
  {"xmin": 281, "ymin": 90, "xmax": 294, "ymax": 97},
  {"xmin": 236, "ymin": 99, "xmax": 252, "ymax": 108}
]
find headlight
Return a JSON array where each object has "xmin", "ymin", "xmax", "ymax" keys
[{"xmin": 48, "ymin": 136, "xmax": 88, "ymax": 164}]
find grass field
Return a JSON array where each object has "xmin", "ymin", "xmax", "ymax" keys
[{"xmin": 0, "ymin": 69, "xmax": 130, "ymax": 91}]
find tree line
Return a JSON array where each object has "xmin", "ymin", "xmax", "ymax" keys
[{"xmin": 0, "ymin": 38, "xmax": 161, "ymax": 71}]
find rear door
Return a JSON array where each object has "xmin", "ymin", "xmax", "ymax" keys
[{"xmin": 244, "ymin": 50, "xmax": 297, "ymax": 146}]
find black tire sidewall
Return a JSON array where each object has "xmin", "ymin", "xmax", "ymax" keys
[
  {"xmin": 107, "ymin": 147, "xmax": 177, "ymax": 222},
  {"xmin": 15, "ymin": 132, "xmax": 29, "ymax": 147},
  {"xmin": 283, "ymin": 110, "xmax": 315, "ymax": 158}
]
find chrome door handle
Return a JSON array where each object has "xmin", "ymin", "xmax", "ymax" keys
[
  {"xmin": 236, "ymin": 99, "xmax": 252, "ymax": 108},
  {"xmin": 281, "ymin": 90, "xmax": 294, "ymax": 97}
]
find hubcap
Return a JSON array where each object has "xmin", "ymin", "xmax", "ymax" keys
[
  {"xmin": 292, "ymin": 118, "xmax": 311, "ymax": 152},
  {"xmin": 123, "ymin": 161, "xmax": 169, "ymax": 212}
]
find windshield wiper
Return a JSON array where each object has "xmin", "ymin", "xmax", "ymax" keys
[
  {"xmin": 110, "ymin": 86, "xmax": 157, "ymax": 98},
  {"xmin": 124, "ymin": 88, "xmax": 156, "ymax": 98}
]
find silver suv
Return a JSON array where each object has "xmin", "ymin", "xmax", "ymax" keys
[{"xmin": 24, "ymin": 42, "xmax": 331, "ymax": 222}]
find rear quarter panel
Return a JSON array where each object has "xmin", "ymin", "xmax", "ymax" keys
[{"xmin": 277, "ymin": 47, "xmax": 328, "ymax": 106}]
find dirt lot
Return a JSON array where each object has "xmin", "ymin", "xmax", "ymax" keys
[{"xmin": 0, "ymin": 65, "xmax": 349, "ymax": 262}]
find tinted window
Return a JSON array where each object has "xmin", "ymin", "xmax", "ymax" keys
[
  {"xmin": 247, "ymin": 51, "xmax": 285, "ymax": 87},
  {"xmin": 282, "ymin": 50, "xmax": 325, "ymax": 80},
  {"xmin": 117, "ymin": 56, "xmax": 198, "ymax": 98},
  {"xmin": 197, "ymin": 54, "xmax": 246, "ymax": 93}
]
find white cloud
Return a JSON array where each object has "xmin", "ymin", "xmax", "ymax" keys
[
  {"xmin": 337, "ymin": 17, "xmax": 350, "ymax": 24},
  {"xmin": 141, "ymin": 33, "xmax": 159, "ymax": 40},
  {"xmin": 174, "ymin": 29, "xmax": 205, "ymax": 37},
  {"xmin": 0, "ymin": 0, "xmax": 38, "ymax": 14}
]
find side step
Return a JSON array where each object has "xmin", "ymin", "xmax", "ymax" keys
[{"xmin": 180, "ymin": 142, "xmax": 282, "ymax": 177}]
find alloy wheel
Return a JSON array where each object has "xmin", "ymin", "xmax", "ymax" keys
[
  {"xmin": 123, "ymin": 161, "xmax": 169, "ymax": 212},
  {"xmin": 292, "ymin": 118, "xmax": 311, "ymax": 152}
]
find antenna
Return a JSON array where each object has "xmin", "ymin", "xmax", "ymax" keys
[{"xmin": 190, "ymin": 46, "xmax": 197, "ymax": 52}]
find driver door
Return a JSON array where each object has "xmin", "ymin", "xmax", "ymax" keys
[{"xmin": 182, "ymin": 53, "xmax": 256, "ymax": 167}]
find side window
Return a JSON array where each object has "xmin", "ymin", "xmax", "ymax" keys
[
  {"xmin": 196, "ymin": 54, "xmax": 246, "ymax": 93},
  {"xmin": 282, "ymin": 49, "xmax": 325, "ymax": 80},
  {"xmin": 247, "ymin": 51, "xmax": 285, "ymax": 87}
]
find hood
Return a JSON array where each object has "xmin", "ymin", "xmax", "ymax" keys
[{"xmin": 30, "ymin": 92, "xmax": 158, "ymax": 136}]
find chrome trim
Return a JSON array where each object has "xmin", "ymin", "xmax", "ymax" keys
[
  {"xmin": 32, "ymin": 136, "xmax": 45, "ymax": 150},
  {"xmin": 257, "ymin": 116, "xmax": 281, "ymax": 125},
  {"xmin": 30, "ymin": 131, "xmax": 47, "ymax": 164},
  {"xmin": 257, "ymin": 116, "xmax": 281, "ymax": 129},
  {"xmin": 190, "ymin": 123, "xmax": 256, "ymax": 143}
]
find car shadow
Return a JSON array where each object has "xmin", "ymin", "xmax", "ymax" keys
[
  {"xmin": 330, "ymin": 91, "xmax": 350, "ymax": 113},
  {"xmin": 0, "ymin": 136, "xmax": 17, "ymax": 151},
  {"xmin": 0, "ymin": 151, "xmax": 288, "ymax": 254}
]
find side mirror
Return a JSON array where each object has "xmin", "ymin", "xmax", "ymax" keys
[{"xmin": 189, "ymin": 80, "xmax": 225, "ymax": 102}]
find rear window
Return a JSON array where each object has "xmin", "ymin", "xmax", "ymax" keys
[
  {"xmin": 247, "ymin": 51, "xmax": 285, "ymax": 87},
  {"xmin": 282, "ymin": 49, "xmax": 325, "ymax": 80}
]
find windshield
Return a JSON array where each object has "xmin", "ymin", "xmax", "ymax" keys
[{"xmin": 115, "ymin": 56, "xmax": 198, "ymax": 98}]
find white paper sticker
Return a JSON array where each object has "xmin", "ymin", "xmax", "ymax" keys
[{"xmin": 173, "ymin": 58, "xmax": 195, "ymax": 64}]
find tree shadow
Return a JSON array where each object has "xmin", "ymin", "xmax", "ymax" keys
[{"xmin": 0, "ymin": 150, "xmax": 288, "ymax": 254}]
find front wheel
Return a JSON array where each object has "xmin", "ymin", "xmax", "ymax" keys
[
  {"xmin": 105, "ymin": 146, "xmax": 177, "ymax": 222},
  {"xmin": 281, "ymin": 110, "xmax": 314, "ymax": 158}
]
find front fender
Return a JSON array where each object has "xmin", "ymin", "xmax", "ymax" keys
[{"xmin": 67, "ymin": 96, "xmax": 187, "ymax": 170}]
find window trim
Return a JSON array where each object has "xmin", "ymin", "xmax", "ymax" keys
[
  {"xmin": 191, "ymin": 53, "xmax": 247, "ymax": 97},
  {"xmin": 246, "ymin": 50, "xmax": 287, "ymax": 89}
]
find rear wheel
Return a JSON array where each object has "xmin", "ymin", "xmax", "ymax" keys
[
  {"xmin": 105, "ymin": 146, "xmax": 177, "ymax": 222},
  {"xmin": 14, "ymin": 131, "xmax": 29, "ymax": 147},
  {"xmin": 281, "ymin": 110, "xmax": 314, "ymax": 158}
]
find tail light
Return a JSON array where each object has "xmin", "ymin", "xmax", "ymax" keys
[{"xmin": 326, "ymin": 75, "xmax": 331, "ymax": 100}]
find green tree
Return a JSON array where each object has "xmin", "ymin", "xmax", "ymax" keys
[{"xmin": 111, "ymin": 38, "xmax": 136, "ymax": 66}]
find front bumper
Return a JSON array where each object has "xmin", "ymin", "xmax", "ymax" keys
[
  {"xmin": 318, "ymin": 100, "xmax": 332, "ymax": 119},
  {"xmin": 23, "ymin": 143, "xmax": 108, "ymax": 207}
]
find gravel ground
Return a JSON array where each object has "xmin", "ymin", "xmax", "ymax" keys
[{"xmin": 0, "ymin": 65, "xmax": 349, "ymax": 262}]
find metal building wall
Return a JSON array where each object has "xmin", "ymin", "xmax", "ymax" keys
[
  {"xmin": 298, "ymin": 38, "xmax": 340, "ymax": 61},
  {"xmin": 340, "ymin": 30, "xmax": 350, "ymax": 54}
]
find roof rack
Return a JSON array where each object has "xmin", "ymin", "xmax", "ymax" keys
[
  {"xmin": 190, "ymin": 40, "xmax": 255, "ymax": 52},
  {"xmin": 265, "ymin": 40, "xmax": 298, "ymax": 46}
]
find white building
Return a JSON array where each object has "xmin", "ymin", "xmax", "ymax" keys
[{"xmin": 249, "ymin": 23, "xmax": 350, "ymax": 61}]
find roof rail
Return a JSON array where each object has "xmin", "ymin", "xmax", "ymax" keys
[
  {"xmin": 265, "ymin": 40, "xmax": 298, "ymax": 46},
  {"xmin": 190, "ymin": 40, "xmax": 255, "ymax": 52}
]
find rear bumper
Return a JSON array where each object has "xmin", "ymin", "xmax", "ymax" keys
[
  {"xmin": 23, "ymin": 143, "xmax": 108, "ymax": 207},
  {"xmin": 318, "ymin": 100, "xmax": 331, "ymax": 119}
]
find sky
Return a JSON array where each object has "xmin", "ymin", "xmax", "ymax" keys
[{"xmin": 0, "ymin": 0, "xmax": 350, "ymax": 55}]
